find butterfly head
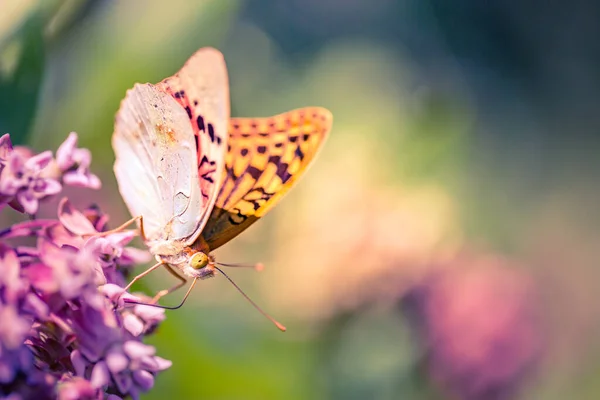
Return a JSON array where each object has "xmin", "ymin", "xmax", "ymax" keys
[{"xmin": 185, "ymin": 251, "xmax": 215, "ymax": 279}]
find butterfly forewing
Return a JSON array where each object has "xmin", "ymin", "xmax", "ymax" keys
[
  {"xmin": 201, "ymin": 107, "xmax": 333, "ymax": 250},
  {"xmin": 112, "ymin": 83, "xmax": 203, "ymax": 246},
  {"xmin": 113, "ymin": 47, "xmax": 331, "ymax": 257},
  {"xmin": 157, "ymin": 47, "xmax": 230, "ymax": 235}
]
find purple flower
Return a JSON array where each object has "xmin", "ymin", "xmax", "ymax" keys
[
  {"xmin": 122, "ymin": 302, "xmax": 166, "ymax": 337},
  {"xmin": 0, "ymin": 244, "xmax": 28, "ymax": 304},
  {"xmin": 37, "ymin": 238, "xmax": 102, "ymax": 298},
  {"xmin": 72, "ymin": 341, "xmax": 171, "ymax": 399},
  {"xmin": 0, "ymin": 133, "xmax": 103, "ymax": 215},
  {"xmin": 404, "ymin": 254, "xmax": 542, "ymax": 400},
  {"xmin": 55, "ymin": 132, "xmax": 101, "ymax": 189},
  {"xmin": 57, "ymin": 198, "xmax": 151, "ymax": 285},
  {"xmin": 0, "ymin": 149, "xmax": 61, "ymax": 214},
  {"xmin": 0, "ymin": 304, "xmax": 33, "ymax": 384},
  {"xmin": 0, "ymin": 305, "xmax": 30, "ymax": 350},
  {"xmin": 57, "ymin": 377, "xmax": 102, "ymax": 400},
  {"xmin": 0, "ymin": 133, "xmax": 169, "ymax": 399},
  {"xmin": 0, "ymin": 134, "xmax": 13, "ymax": 160}
]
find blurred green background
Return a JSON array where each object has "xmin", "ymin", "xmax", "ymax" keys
[{"xmin": 2, "ymin": 0, "xmax": 600, "ymax": 399}]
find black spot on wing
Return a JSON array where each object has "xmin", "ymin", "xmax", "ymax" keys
[
  {"xmin": 207, "ymin": 123, "xmax": 215, "ymax": 143},
  {"xmin": 247, "ymin": 166, "xmax": 262, "ymax": 180},
  {"xmin": 197, "ymin": 116, "xmax": 205, "ymax": 132},
  {"xmin": 226, "ymin": 166, "xmax": 238, "ymax": 180},
  {"xmin": 276, "ymin": 163, "xmax": 292, "ymax": 183},
  {"xmin": 199, "ymin": 155, "xmax": 216, "ymax": 169},
  {"xmin": 201, "ymin": 173, "xmax": 214, "ymax": 183},
  {"xmin": 266, "ymin": 155, "xmax": 291, "ymax": 183},
  {"xmin": 228, "ymin": 208, "xmax": 247, "ymax": 225},
  {"xmin": 184, "ymin": 106, "xmax": 192, "ymax": 119}
]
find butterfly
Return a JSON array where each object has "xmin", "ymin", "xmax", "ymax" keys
[{"xmin": 112, "ymin": 47, "xmax": 332, "ymax": 329}]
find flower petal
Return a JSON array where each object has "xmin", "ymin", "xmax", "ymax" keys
[
  {"xmin": 70, "ymin": 350, "xmax": 87, "ymax": 377},
  {"xmin": 23, "ymin": 293, "xmax": 49, "ymax": 319},
  {"xmin": 123, "ymin": 314, "xmax": 144, "ymax": 337},
  {"xmin": 24, "ymin": 262, "xmax": 58, "ymax": 294},
  {"xmin": 56, "ymin": 132, "xmax": 78, "ymax": 170},
  {"xmin": 57, "ymin": 377, "xmax": 98, "ymax": 400},
  {"xmin": 0, "ymin": 134, "xmax": 13, "ymax": 159},
  {"xmin": 0, "ymin": 244, "xmax": 22, "ymax": 292},
  {"xmin": 25, "ymin": 150, "xmax": 53, "ymax": 171},
  {"xmin": 132, "ymin": 370, "xmax": 154, "ymax": 391},
  {"xmin": 0, "ymin": 361, "xmax": 17, "ymax": 384},
  {"xmin": 17, "ymin": 191, "xmax": 39, "ymax": 214},
  {"xmin": 39, "ymin": 178, "xmax": 62, "ymax": 196},
  {"xmin": 133, "ymin": 304, "xmax": 166, "ymax": 323},
  {"xmin": 141, "ymin": 356, "xmax": 172, "ymax": 372},
  {"xmin": 119, "ymin": 247, "xmax": 152, "ymax": 266},
  {"xmin": 123, "ymin": 341, "xmax": 155, "ymax": 359},
  {"xmin": 113, "ymin": 371, "xmax": 132, "ymax": 394},
  {"xmin": 90, "ymin": 361, "xmax": 110, "ymax": 389},
  {"xmin": 58, "ymin": 198, "xmax": 97, "ymax": 236},
  {"xmin": 106, "ymin": 350, "xmax": 129, "ymax": 374}
]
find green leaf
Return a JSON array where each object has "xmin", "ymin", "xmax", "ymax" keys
[{"xmin": 0, "ymin": 12, "xmax": 45, "ymax": 144}]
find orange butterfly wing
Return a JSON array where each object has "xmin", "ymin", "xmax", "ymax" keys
[{"xmin": 201, "ymin": 107, "xmax": 332, "ymax": 250}]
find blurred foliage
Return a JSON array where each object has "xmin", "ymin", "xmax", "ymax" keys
[
  {"xmin": 0, "ymin": 6, "xmax": 44, "ymax": 143},
  {"xmin": 2, "ymin": 0, "xmax": 600, "ymax": 399}
]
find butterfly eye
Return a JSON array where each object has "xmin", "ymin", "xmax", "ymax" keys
[{"xmin": 190, "ymin": 252, "xmax": 209, "ymax": 269}]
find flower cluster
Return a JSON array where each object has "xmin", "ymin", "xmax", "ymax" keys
[
  {"xmin": 403, "ymin": 254, "xmax": 542, "ymax": 400},
  {"xmin": 0, "ymin": 132, "xmax": 100, "ymax": 215},
  {"xmin": 0, "ymin": 133, "xmax": 170, "ymax": 399}
]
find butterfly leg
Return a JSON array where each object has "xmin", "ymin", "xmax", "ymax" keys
[
  {"xmin": 123, "ymin": 261, "xmax": 164, "ymax": 293},
  {"xmin": 151, "ymin": 264, "xmax": 187, "ymax": 303},
  {"xmin": 138, "ymin": 215, "xmax": 147, "ymax": 242},
  {"xmin": 123, "ymin": 278, "xmax": 199, "ymax": 311},
  {"xmin": 88, "ymin": 215, "xmax": 145, "ymax": 239}
]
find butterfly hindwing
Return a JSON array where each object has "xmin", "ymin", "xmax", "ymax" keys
[
  {"xmin": 201, "ymin": 107, "xmax": 333, "ymax": 250},
  {"xmin": 157, "ymin": 47, "xmax": 230, "ymax": 237},
  {"xmin": 112, "ymin": 83, "xmax": 204, "ymax": 246}
]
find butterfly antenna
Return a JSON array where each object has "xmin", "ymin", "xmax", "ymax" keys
[
  {"xmin": 123, "ymin": 278, "xmax": 198, "ymax": 310},
  {"xmin": 214, "ymin": 266, "xmax": 286, "ymax": 332},
  {"xmin": 216, "ymin": 261, "xmax": 264, "ymax": 272}
]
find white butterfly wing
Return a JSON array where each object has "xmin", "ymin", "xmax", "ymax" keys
[
  {"xmin": 156, "ymin": 47, "xmax": 230, "ymax": 238},
  {"xmin": 112, "ymin": 83, "xmax": 203, "ymax": 248}
]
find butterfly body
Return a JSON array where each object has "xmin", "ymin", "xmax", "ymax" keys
[{"xmin": 113, "ymin": 47, "xmax": 332, "ymax": 287}]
